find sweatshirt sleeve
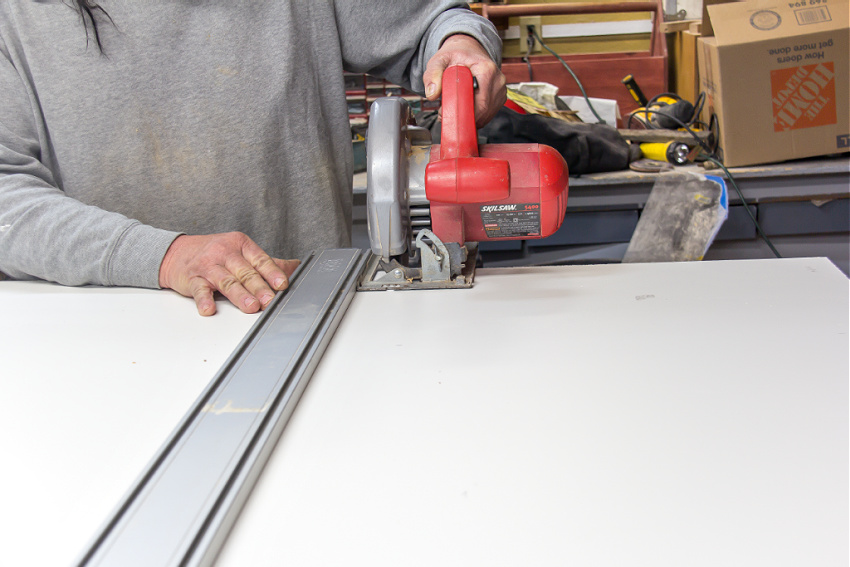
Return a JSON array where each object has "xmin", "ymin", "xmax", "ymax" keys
[
  {"xmin": 0, "ymin": 42, "xmax": 180, "ymax": 288},
  {"xmin": 334, "ymin": 0, "xmax": 502, "ymax": 95}
]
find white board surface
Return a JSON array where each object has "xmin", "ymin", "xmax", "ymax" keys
[
  {"xmin": 217, "ymin": 258, "xmax": 849, "ymax": 567},
  {"xmin": 0, "ymin": 258, "xmax": 846, "ymax": 566}
]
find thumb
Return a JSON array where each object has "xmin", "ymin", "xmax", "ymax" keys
[{"xmin": 423, "ymin": 55, "xmax": 450, "ymax": 101}]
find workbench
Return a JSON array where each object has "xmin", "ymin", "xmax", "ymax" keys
[
  {"xmin": 353, "ymin": 155, "xmax": 850, "ymax": 274},
  {"xmin": 1, "ymin": 258, "xmax": 847, "ymax": 566}
]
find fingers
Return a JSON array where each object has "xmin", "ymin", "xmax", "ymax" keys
[
  {"xmin": 229, "ymin": 241, "xmax": 287, "ymax": 310},
  {"xmin": 273, "ymin": 258, "xmax": 301, "ymax": 279},
  {"xmin": 222, "ymin": 257, "xmax": 300, "ymax": 314},
  {"xmin": 159, "ymin": 233, "xmax": 301, "ymax": 316},
  {"xmin": 472, "ymin": 66, "xmax": 507, "ymax": 127},
  {"xmin": 210, "ymin": 263, "xmax": 265, "ymax": 314},
  {"xmin": 241, "ymin": 240, "xmax": 293, "ymax": 292},
  {"xmin": 423, "ymin": 34, "xmax": 508, "ymax": 127},
  {"xmin": 188, "ymin": 277, "xmax": 218, "ymax": 317}
]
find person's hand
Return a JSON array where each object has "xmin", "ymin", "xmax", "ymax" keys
[
  {"xmin": 422, "ymin": 34, "xmax": 507, "ymax": 127},
  {"xmin": 158, "ymin": 233, "xmax": 300, "ymax": 317}
]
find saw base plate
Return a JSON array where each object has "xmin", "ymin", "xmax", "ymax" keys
[{"xmin": 358, "ymin": 244, "xmax": 478, "ymax": 291}]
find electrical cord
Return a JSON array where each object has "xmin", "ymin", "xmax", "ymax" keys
[
  {"xmin": 528, "ymin": 26, "xmax": 607, "ymax": 125},
  {"xmin": 703, "ymin": 156, "xmax": 782, "ymax": 258},
  {"xmin": 692, "ymin": 91, "xmax": 706, "ymax": 121},
  {"xmin": 627, "ymin": 101, "xmax": 714, "ymax": 155},
  {"xmin": 629, "ymin": 92, "xmax": 703, "ymax": 133},
  {"xmin": 522, "ymin": 30, "xmax": 534, "ymax": 81}
]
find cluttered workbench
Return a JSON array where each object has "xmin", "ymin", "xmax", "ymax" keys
[
  {"xmin": 351, "ymin": 0, "xmax": 850, "ymax": 273},
  {"xmin": 0, "ymin": 256, "xmax": 847, "ymax": 566}
]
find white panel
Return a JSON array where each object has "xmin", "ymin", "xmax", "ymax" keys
[
  {"xmin": 2, "ymin": 259, "xmax": 846, "ymax": 566},
  {"xmin": 0, "ymin": 283, "xmax": 257, "ymax": 566},
  {"xmin": 217, "ymin": 258, "xmax": 849, "ymax": 567}
]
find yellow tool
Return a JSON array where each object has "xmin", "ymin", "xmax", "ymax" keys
[
  {"xmin": 640, "ymin": 141, "xmax": 694, "ymax": 165},
  {"xmin": 622, "ymin": 74, "xmax": 648, "ymax": 106},
  {"xmin": 630, "ymin": 95, "xmax": 696, "ymax": 129}
]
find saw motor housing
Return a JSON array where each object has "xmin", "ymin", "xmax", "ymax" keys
[{"xmin": 363, "ymin": 66, "xmax": 569, "ymax": 289}]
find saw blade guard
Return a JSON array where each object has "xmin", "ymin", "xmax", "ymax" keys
[
  {"xmin": 365, "ymin": 98, "xmax": 431, "ymax": 261},
  {"xmin": 366, "ymin": 97, "xmax": 411, "ymax": 261}
]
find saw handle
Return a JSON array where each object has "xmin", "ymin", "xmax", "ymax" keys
[
  {"xmin": 439, "ymin": 66, "xmax": 479, "ymax": 160},
  {"xmin": 426, "ymin": 66, "xmax": 510, "ymax": 204}
]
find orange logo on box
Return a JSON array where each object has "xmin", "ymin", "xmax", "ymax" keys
[{"xmin": 772, "ymin": 62, "xmax": 836, "ymax": 132}]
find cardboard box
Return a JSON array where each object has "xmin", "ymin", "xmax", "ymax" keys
[{"xmin": 698, "ymin": 0, "xmax": 849, "ymax": 167}]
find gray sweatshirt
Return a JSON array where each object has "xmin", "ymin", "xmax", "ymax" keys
[{"xmin": 0, "ymin": 1, "xmax": 501, "ymax": 288}]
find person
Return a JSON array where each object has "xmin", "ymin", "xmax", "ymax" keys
[{"xmin": 0, "ymin": 1, "xmax": 506, "ymax": 315}]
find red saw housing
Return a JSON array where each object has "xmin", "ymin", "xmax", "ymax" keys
[{"xmin": 424, "ymin": 66, "xmax": 569, "ymax": 245}]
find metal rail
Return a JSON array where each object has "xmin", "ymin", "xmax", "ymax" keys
[{"xmin": 78, "ymin": 248, "xmax": 367, "ymax": 567}]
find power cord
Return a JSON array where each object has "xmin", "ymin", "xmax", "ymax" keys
[
  {"xmin": 528, "ymin": 26, "xmax": 607, "ymax": 125},
  {"xmin": 522, "ymin": 29, "xmax": 534, "ymax": 81},
  {"xmin": 703, "ymin": 156, "xmax": 782, "ymax": 258}
]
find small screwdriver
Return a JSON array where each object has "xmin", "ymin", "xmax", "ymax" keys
[{"xmin": 622, "ymin": 74, "xmax": 648, "ymax": 106}]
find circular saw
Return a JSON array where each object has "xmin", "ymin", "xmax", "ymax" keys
[{"xmin": 361, "ymin": 66, "xmax": 570, "ymax": 290}]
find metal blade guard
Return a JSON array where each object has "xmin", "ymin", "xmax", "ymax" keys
[{"xmin": 362, "ymin": 65, "xmax": 569, "ymax": 290}]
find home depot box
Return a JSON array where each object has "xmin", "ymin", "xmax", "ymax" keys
[{"xmin": 698, "ymin": 0, "xmax": 849, "ymax": 167}]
